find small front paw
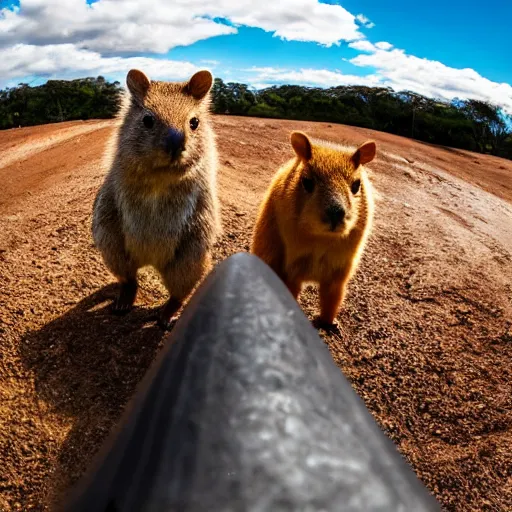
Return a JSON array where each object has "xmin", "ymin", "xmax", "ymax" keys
[
  {"xmin": 111, "ymin": 298, "xmax": 133, "ymax": 315},
  {"xmin": 312, "ymin": 316, "xmax": 340, "ymax": 333},
  {"xmin": 111, "ymin": 280, "xmax": 137, "ymax": 315},
  {"xmin": 156, "ymin": 314, "xmax": 178, "ymax": 331},
  {"xmin": 156, "ymin": 297, "xmax": 182, "ymax": 331}
]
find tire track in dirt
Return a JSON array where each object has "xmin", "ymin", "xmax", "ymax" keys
[
  {"xmin": 0, "ymin": 123, "xmax": 113, "ymax": 215},
  {"xmin": 0, "ymin": 121, "xmax": 112, "ymax": 171}
]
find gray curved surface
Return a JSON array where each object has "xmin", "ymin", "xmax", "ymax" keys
[{"xmin": 61, "ymin": 252, "xmax": 441, "ymax": 512}]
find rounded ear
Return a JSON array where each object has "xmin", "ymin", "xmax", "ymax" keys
[
  {"xmin": 290, "ymin": 131, "xmax": 312, "ymax": 161},
  {"xmin": 187, "ymin": 70, "xmax": 213, "ymax": 100},
  {"xmin": 126, "ymin": 69, "xmax": 150, "ymax": 101},
  {"xmin": 352, "ymin": 140, "xmax": 376, "ymax": 168}
]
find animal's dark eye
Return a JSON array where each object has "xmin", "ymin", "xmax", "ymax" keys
[
  {"xmin": 190, "ymin": 117, "xmax": 199, "ymax": 130},
  {"xmin": 143, "ymin": 114, "xmax": 154, "ymax": 129},
  {"xmin": 301, "ymin": 176, "xmax": 315, "ymax": 193},
  {"xmin": 351, "ymin": 179, "xmax": 361, "ymax": 195}
]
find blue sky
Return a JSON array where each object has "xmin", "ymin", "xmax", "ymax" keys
[
  {"xmin": 1, "ymin": 0, "xmax": 511, "ymax": 112},
  {"xmin": 168, "ymin": 1, "xmax": 512, "ymax": 86}
]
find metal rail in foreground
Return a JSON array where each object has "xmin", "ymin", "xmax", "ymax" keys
[{"xmin": 60, "ymin": 252, "xmax": 441, "ymax": 512}]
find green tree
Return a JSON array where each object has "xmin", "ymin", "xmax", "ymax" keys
[{"xmin": 1, "ymin": 76, "xmax": 510, "ymax": 160}]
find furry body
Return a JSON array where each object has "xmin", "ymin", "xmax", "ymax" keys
[
  {"xmin": 251, "ymin": 132, "xmax": 375, "ymax": 327},
  {"xmin": 92, "ymin": 69, "xmax": 220, "ymax": 328}
]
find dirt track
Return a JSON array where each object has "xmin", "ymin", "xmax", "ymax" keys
[{"xmin": 0, "ymin": 116, "xmax": 511, "ymax": 511}]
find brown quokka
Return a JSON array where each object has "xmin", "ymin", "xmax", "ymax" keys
[
  {"xmin": 92, "ymin": 68, "xmax": 220, "ymax": 329},
  {"xmin": 251, "ymin": 131, "xmax": 376, "ymax": 328}
]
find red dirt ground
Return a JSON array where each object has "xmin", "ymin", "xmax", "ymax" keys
[{"xmin": 0, "ymin": 116, "xmax": 511, "ymax": 511}]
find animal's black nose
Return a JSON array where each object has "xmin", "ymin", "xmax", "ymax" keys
[
  {"xmin": 165, "ymin": 128, "xmax": 185, "ymax": 157},
  {"xmin": 325, "ymin": 204, "xmax": 345, "ymax": 230}
]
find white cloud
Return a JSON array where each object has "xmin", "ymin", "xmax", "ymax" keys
[
  {"xmin": 355, "ymin": 14, "xmax": 375, "ymax": 29},
  {"xmin": 227, "ymin": 2, "xmax": 363, "ymax": 45},
  {"xmin": 201, "ymin": 59, "xmax": 220, "ymax": 66},
  {"xmin": 348, "ymin": 40, "xmax": 376, "ymax": 52},
  {"xmin": 243, "ymin": 66, "xmax": 381, "ymax": 88},
  {"xmin": 0, "ymin": 44, "xmax": 202, "ymax": 88},
  {"xmin": 349, "ymin": 44, "xmax": 512, "ymax": 113},
  {"xmin": 0, "ymin": 0, "xmax": 365, "ymax": 54},
  {"xmin": 348, "ymin": 41, "xmax": 392, "ymax": 52},
  {"xmin": 0, "ymin": 0, "xmax": 369, "ymax": 88},
  {"xmin": 0, "ymin": 1, "xmax": 236, "ymax": 53},
  {"xmin": 243, "ymin": 43, "xmax": 512, "ymax": 115},
  {"xmin": 374, "ymin": 41, "xmax": 393, "ymax": 50},
  {"xmin": 1, "ymin": 1, "xmax": 510, "ymax": 115}
]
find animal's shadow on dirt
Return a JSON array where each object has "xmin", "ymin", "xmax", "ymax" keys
[{"xmin": 19, "ymin": 284, "xmax": 168, "ymax": 507}]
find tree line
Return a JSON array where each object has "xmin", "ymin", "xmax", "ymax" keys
[
  {"xmin": 211, "ymin": 79, "xmax": 512, "ymax": 159},
  {"xmin": 1, "ymin": 75, "xmax": 511, "ymax": 159},
  {"xmin": 0, "ymin": 77, "xmax": 121, "ymax": 129}
]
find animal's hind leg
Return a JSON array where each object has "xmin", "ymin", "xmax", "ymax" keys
[
  {"xmin": 314, "ymin": 262, "xmax": 355, "ymax": 330},
  {"xmin": 92, "ymin": 187, "xmax": 139, "ymax": 315},
  {"xmin": 315, "ymin": 266, "xmax": 352, "ymax": 330},
  {"xmin": 112, "ymin": 275, "xmax": 138, "ymax": 315},
  {"xmin": 317, "ymin": 279, "xmax": 345, "ymax": 328},
  {"xmin": 279, "ymin": 272, "xmax": 302, "ymax": 301},
  {"xmin": 157, "ymin": 251, "xmax": 212, "ymax": 330},
  {"xmin": 97, "ymin": 241, "xmax": 138, "ymax": 315}
]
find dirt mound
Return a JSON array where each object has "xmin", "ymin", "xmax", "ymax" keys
[{"xmin": 0, "ymin": 117, "xmax": 511, "ymax": 511}]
